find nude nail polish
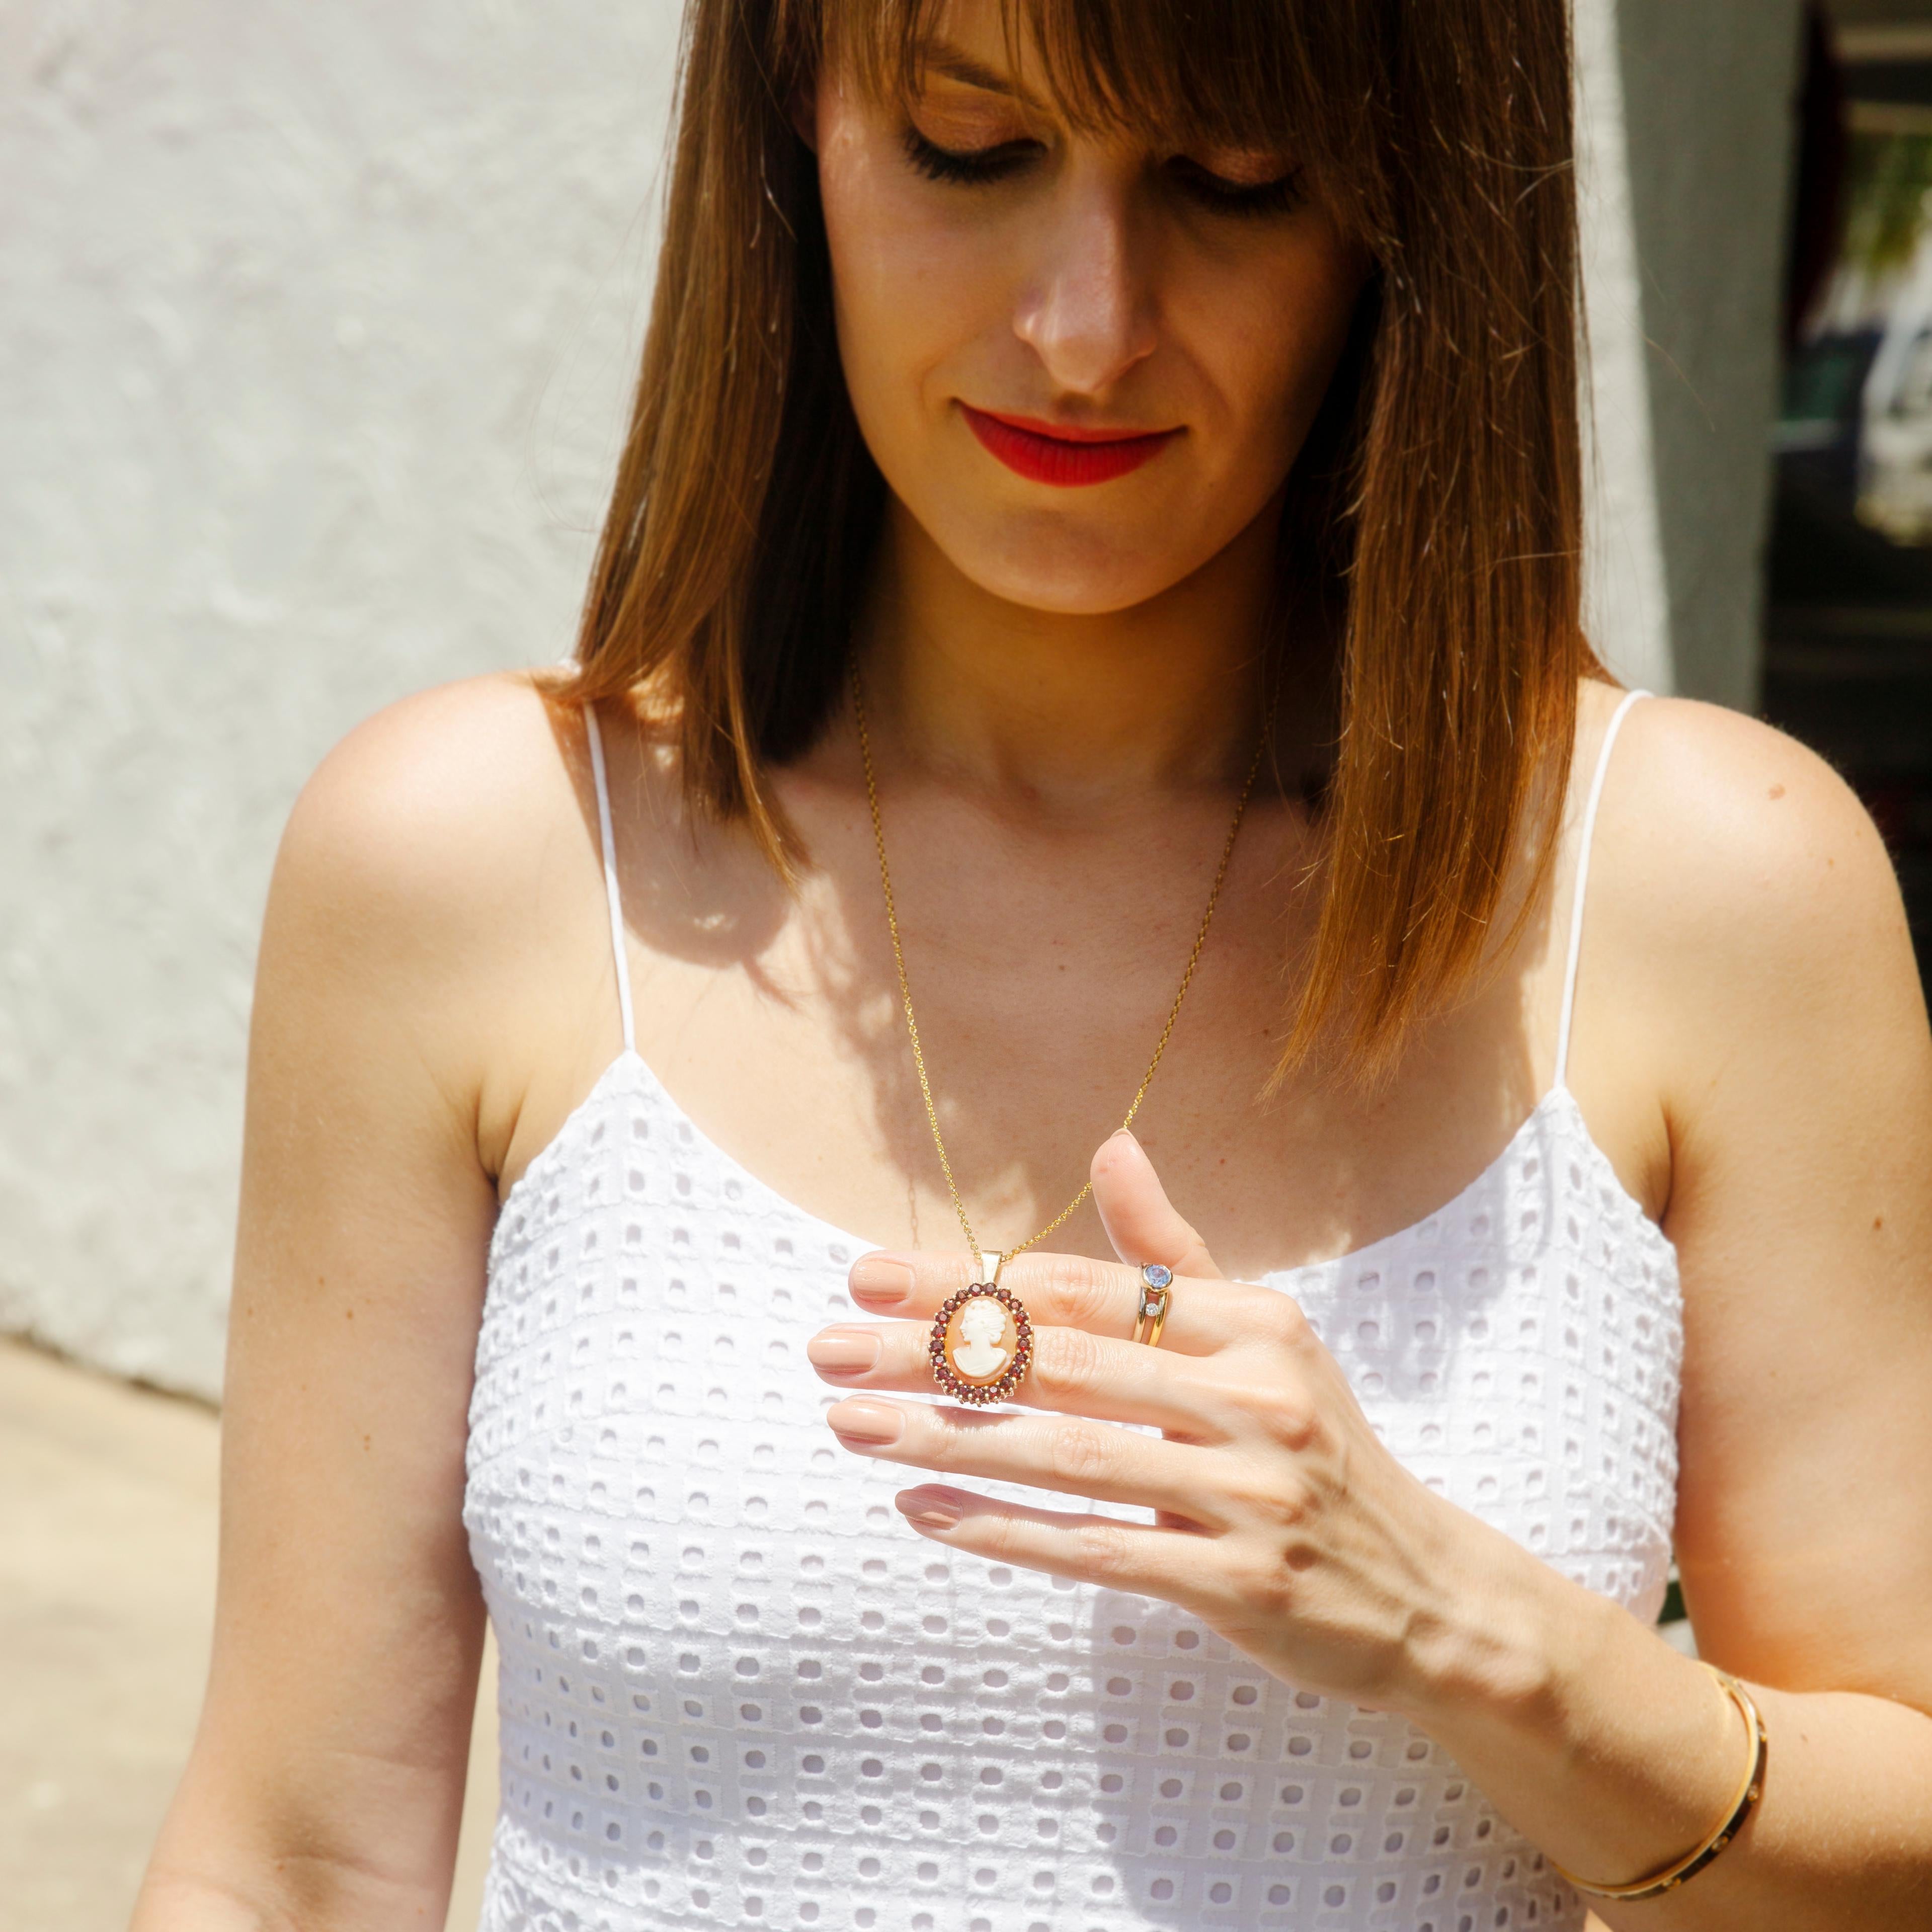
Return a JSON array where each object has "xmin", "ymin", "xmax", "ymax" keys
[{"xmin": 807, "ymin": 1328, "xmax": 881, "ymax": 1374}]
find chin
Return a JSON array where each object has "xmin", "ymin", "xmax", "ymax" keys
[{"xmin": 943, "ymin": 509, "xmax": 1223, "ymax": 617}]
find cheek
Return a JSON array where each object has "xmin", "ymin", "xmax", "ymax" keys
[
  {"xmin": 818, "ymin": 133, "xmax": 1004, "ymax": 440},
  {"xmin": 1173, "ymin": 234, "xmax": 1365, "ymax": 484}
]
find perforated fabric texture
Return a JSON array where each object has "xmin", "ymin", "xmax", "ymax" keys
[{"xmin": 462, "ymin": 1051, "xmax": 1681, "ymax": 1932}]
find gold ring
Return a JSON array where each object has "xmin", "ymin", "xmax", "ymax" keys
[
  {"xmin": 1133, "ymin": 1264, "xmax": 1173, "ymax": 1348},
  {"xmin": 931, "ymin": 1282, "xmax": 1032, "ymax": 1405}
]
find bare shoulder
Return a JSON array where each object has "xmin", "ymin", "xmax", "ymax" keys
[
  {"xmin": 258, "ymin": 670, "xmax": 614, "ymax": 1140},
  {"xmin": 277, "ymin": 669, "xmax": 582, "ymax": 936},
  {"xmin": 1589, "ymin": 690, "xmax": 1923, "ymax": 1076},
  {"xmin": 1602, "ymin": 688, "xmax": 1902, "ymax": 936}
]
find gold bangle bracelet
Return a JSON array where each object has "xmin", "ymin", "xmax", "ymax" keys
[{"xmin": 1549, "ymin": 1663, "xmax": 1768, "ymax": 1903}]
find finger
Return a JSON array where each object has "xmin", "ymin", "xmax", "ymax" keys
[
  {"xmin": 1091, "ymin": 1128, "xmax": 1224, "ymax": 1279},
  {"xmin": 890, "ymin": 1482, "xmax": 1220, "ymax": 1607},
  {"xmin": 820, "ymin": 1399, "xmax": 1235, "ymax": 1530},
  {"xmin": 847, "ymin": 1247, "xmax": 1281, "ymax": 1355},
  {"xmin": 807, "ymin": 1318, "xmax": 1234, "ymax": 1438}
]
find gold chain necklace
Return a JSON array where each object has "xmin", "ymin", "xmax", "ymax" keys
[{"xmin": 851, "ymin": 661, "xmax": 1264, "ymax": 1283}]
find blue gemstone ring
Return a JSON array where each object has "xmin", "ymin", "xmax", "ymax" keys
[{"xmin": 1134, "ymin": 1264, "xmax": 1175, "ymax": 1348}]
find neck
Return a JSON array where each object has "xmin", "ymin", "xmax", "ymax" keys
[{"xmin": 852, "ymin": 498, "xmax": 1280, "ymax": 811}]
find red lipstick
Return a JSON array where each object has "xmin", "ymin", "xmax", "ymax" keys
[{"xmin": 960, "ymin": 404, "xmax": 1181, "ymax": 486}]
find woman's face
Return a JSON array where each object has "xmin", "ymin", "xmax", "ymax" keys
[{"xmin": 809, "ymin": 1, "xmax": 1371, "ymax": 616}]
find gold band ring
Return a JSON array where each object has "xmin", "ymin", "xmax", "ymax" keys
[{"xmin": 1133, "ymin": 1264, "xmax": 1174, "ymax": 1348}]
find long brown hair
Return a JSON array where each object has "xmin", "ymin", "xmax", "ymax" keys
[{"xmin": 554, "ymin": 0, "xmax": 1601, "ymax": 1084}]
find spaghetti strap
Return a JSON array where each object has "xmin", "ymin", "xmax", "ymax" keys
[
  {"xmin": 1553, "ymin": 687, "xmax": 1650, "ymax": 1090},
  {"xmin": 583, "ymin": 703, "xmax": 637, "ymax": 1055}
]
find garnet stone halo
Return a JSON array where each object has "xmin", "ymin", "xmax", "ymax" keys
[{"xmin": 929, "ymin": 1282, "xmax": 1032, "ymax": 1405}]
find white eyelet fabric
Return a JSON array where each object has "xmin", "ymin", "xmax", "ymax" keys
[{"xmin": 461, "ymin": 1049, "xmax": 1681, "ymax": 1932}]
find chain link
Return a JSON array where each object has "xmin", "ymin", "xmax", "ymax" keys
[{"xmin": 851, "ymin": 659, "xmax": 1263, "ymax": 1283}]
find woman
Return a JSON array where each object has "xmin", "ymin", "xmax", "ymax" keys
[{"xmin": 133, "ymin": 0, "xmax": 1932, "ymax": 1927}]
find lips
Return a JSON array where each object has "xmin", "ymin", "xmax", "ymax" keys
[{"xmin": 959, "ymin": 404, "xmax": 1182, "ymax": 487}]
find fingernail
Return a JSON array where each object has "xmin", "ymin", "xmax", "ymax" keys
[
  {"xmin": 898, "ymin": 1491, "xmax": 960, "ymax": 1531},
  {"xmin": 807, "ymin": 1328, "xmax": 881, "ymax": 1375},
  {"xmin": 849, "ymin": 1253, "xmax": 917, "ymax": 1302},
  {"xmin": 828, "ymin": 1398, "xmax": 903, "ymax": 1445}
]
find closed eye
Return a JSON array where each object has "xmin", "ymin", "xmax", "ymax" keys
[
  {"xmin": 901, "ymin": 127, "xmax": 1040, "ymax": 186},
  {"xmin": 900, "ymin": 125, "xmax": 1306, "ymax": 216},
  {"xmin": 1166, "ymin": 155, "xmax": 1307, "ymax": 218}
]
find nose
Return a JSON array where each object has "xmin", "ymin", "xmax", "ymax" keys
[{"xmin": 1012, "ymin": 160, "xmax": 1158, "ymax": 396}]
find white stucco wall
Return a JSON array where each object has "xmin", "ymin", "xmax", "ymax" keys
[
  {"xmin": 1, "ymin": 0, "xmax": 1796, "ymax": 1402},
  {"xmin": 1583, "ymin": 0, "xmax": 1804, "ymax": 707},
  {"xmin": 1575, "ymin": 0, "xmax": 1676, "ymax": 695},
  {"xmin": 1, "ymin": 0, "xmax": 680, "ymax": 1398},
  {"xmin": 1592, "ymin": 0, "xmax": 1800, "ymax": 711}
]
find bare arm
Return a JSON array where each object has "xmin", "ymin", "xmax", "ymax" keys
[
  {"xmin": 798, "ymin": 692, "xmax": 1932, "ymax": 1928},
  {"xmin": 131, "ymin": 678, "xmax": 590, "ymax": 1930},
  {"xmin": 1415, "ymin": 697, "xmax": 1932, "ymax": 1926}
]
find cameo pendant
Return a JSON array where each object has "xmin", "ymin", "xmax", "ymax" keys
[{"xmin": 929, "ymin": 1283, "xmax": 1031, "ymax": 1406}]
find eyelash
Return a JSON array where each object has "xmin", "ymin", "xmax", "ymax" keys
[{"xmin": 900, "ymin": 128, "xmax": 1306, "ymax": 218}]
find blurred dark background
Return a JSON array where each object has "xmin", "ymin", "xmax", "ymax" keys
[{"xmin": 1773, "ymin": 0, "xmax": 1932, "ymax": 969}]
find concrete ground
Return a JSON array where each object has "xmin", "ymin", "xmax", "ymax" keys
[{"xmin": 0, "ymin": 1337, "xmax": 498, "ymax": 1932}]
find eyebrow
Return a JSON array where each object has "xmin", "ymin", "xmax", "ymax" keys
[{"xmin": 918, "ymin": 40, "xmax": 1045, "ymax": 108}]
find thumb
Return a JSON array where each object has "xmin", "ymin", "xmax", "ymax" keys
[{"xmin": 1090, "ymin": 1129, "xmax": 1224, "ymax": 1280}]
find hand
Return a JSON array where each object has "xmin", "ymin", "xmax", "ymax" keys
[{"xmin": 806, "ymin": 1129, "xmax": 1510, "ymax": 1717}]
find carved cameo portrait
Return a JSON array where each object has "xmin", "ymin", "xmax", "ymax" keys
[
  {"xmin": 949, "ymin": 1295, "xmax": 1015, "ymax": 1380},
  {"xmin": 930, "ymin": 1284, "xmax": 1031, "ymax": 1405}
]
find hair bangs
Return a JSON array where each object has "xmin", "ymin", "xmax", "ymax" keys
[{"xmin": 803, "ymin": 0, "xmax": 1387, "ymax": 221}]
